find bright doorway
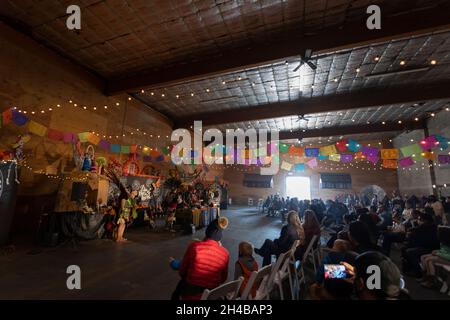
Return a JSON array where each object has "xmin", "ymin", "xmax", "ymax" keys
[{"xmin": 285, "ymin": 176, "xmax": 311, "ymax": 200}]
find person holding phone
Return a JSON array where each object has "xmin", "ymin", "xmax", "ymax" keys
[{"xmin": 342, "ymin": 251, "xmax": 410, "ymax": 300}]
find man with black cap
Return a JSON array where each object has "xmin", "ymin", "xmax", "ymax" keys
[{"xmin": 177, "ymin": 217, "xmax": 229, "ymax": 300}]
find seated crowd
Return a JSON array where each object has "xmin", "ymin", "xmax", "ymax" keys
[{"xmin": 171, "ymin": 192, "xmax": 450, "ymax": 300}]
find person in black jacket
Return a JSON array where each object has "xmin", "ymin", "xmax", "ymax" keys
[
  {"xmin": 401, "ymin": 212, "xmax": 440, "ymax": 277},
  {"xmin": 255, "ymin": 211, "xmax": 305, "ymax": 266}
]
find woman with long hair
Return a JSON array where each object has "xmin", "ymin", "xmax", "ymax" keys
[
  {"xmin": 255, "ymin": 211, "xmax": 305, "ymax": 266},
  {"xmin": 303, "ymin": 209, "xmax": 321, "ymax": 248}
]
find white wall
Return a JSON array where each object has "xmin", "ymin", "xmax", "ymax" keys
[{"xmin": 393, "ymin": 109, "xmax": 450, "ymax": 197}]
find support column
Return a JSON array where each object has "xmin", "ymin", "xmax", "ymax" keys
[{"xmin": 423, "ymin": 124, "xmax": 438, "ymax": 197}]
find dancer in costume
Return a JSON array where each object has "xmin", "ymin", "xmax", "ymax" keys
[{"xmin": 117, "ymin": 189, "xmax": 137, "ymax": 242}]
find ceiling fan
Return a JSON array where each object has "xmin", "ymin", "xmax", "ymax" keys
[
  {"xmin": 295, "ymin": 114, "xmax": 312, "ymax": 122},
  {"xmin": 293, "ymin": 49, "xmax": 317, "ymax": 72}
]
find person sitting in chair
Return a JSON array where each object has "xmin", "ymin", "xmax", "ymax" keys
[{"xmin": 255, "ymin": 211, "xmax": 305, "ymax": 266}]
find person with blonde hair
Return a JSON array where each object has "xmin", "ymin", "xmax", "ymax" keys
[{"xmin": 255, "ymin": 211, "xmax": 305, "ymax": 266}]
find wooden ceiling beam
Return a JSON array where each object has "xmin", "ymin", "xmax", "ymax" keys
[
  {"xmin": 278, "ymin": 121, "xmax": 425, "ymax": 141},
  {"xmin": 106, "ymin": 3, "xmax": 450, "ymax": 95},
  {"xmin": 174, "ymin": 81, "xmax": 450, "ymax": 128}
]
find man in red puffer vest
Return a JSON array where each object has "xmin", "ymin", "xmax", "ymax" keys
[{"xmin": 178, "ymin": 218, "xmax": 229, "ymax": 300}]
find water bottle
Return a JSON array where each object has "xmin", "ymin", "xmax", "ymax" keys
[{"xmin": 191, "ymin": 224, "xmax": 196, "ymax": 235}]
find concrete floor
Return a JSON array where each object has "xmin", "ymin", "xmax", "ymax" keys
[{"xmin": 0, "ymin": 206, "xmax": 448, "ymax": 300}]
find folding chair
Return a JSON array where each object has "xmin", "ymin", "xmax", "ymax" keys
[
  {"xmin": 269, "ymin": 240, "xmax": 301, "ymax": 300},
  {"xmin": 248, "ymin": 198, "xmax": 254, "ymax": 206},
  {"xmin": 286, "ymin": 240, "xmax": 301, "ymax": 300},
  {"xmin": 304, "ymin": 235, "xmax": 319, "ymax": 274},
  {"xmin": 312, "ymin": 232, "xmax": 324, "ymax": 268},
  {"xmin": 240, "ymin": 264, "xmax": 273, "ymax": 300},
  {"xmin": 262, "ymin": 251, "xmax": 291, "ymax": 300},
  {"xmin": 201, "ymin": 277, "xmax": 244, "ymax": 300},
  {"xmin": 297, "ymin": 235, "xmax": 319, "ymax": 293}
]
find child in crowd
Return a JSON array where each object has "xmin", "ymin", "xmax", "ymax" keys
[
  {"xmin": 419, "ymin": 226, "xmax": 450, "ymax": 288},
  {"xmin": 234, "ymin": 241, "xmax": 259, "ymax": 298}
]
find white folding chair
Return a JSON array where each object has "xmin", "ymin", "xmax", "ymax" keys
[
  {"xmin": 286, "ymin": 240, "xmax": 301, "ymax": 300},
  {"xmin": 269, "ymin": 240, "xmax": 301, "ymax": 300},
  {"xmin": 312, "ymin": 232, "xmax": 324, "ymax": 268},
  {"xmin": 240, "ymin": 264, "xmax": 273, "ymax": 300},
  {"xmin": 297, "ymin": 234, "xmax": 319, "ymax": 292},
  {"xmin": 261, "ymin": 250, "xmax": 290, "ymax": 300},
  {"xmin": 201, "ymin": 277, "xmax": 244, "ymax": 300}
]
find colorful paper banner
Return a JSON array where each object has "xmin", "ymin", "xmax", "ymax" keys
[
  {"xmin": 78, "ymin": 132, "xmax": 89, "ymax": 143},
  {"xmin": 12, "ymin": 110, "xmax": 29, "ymax": 126},
  {"xmin": 329, "ymin": 154, "xmax": 341, "ymax": 162},
  {"xmin": 294, "ymin": 163, "xmax": 305, "ymax": 172},
  {"xmin": 2, "ymin": 109, "xmax": 13, "ymax": 126},
  {"xmin": 28, "ymin": 120, "xmax": 47, "ymax": 137},
  {"xmin": 279, "ymin": 143, "xmax": 289, "ymax": 154},
  {"xmin": 87, "ymin": 133, "xmax": 101, "ymax": 145},
  {"xmin": 367, "ymin": 155, "xmax": 379, "ymax": 165},
  {"xmin": 362, "ymin": 146, "xmax": 379, "ymax": 157},
  {"xmin": 111, "ymin": 144, "xmax": 121, "ymax": 153},
  {"xmin": 63, "ymin": 132, "xmax": 75, "ymax": 143},
  {"xmin": 381, "ymin": 148, "xmax": 399, "ymax": 160},
  {"xmin": 382, "ymin": 159, "xmax": 398, "ymax": 169},
  {"xmin": 419, "ymin": 136, "xmax": 438, "ymax": 151},
  {"xmin": 335, "ymin": 139, "xmax": 348, "ymax": 152},
  {"xmin": 399, "ymin": 156, "xmax": 414, "ymax": 167},
  {"xmin": 340, "ymin": 154, "xmax": 353, "ymax": 163},
  {"xmin": 435, "ymin": 135, "xmax": 448, "ymax": 150},
  {"xmin": 306, "ymin": 158, "xmax": 318, "ymax": 168},
  {"xmin": 320, "ymin": 145, "xmax": 337, "ymax": 156},
  {"xmin": 47, "ymin": 128, "xmax": 64, "ymax": 141},
  {"xmin": 98, "ymin": 140, "xmax": 110, "ymax": 150},
  {"xmin": 305, "ymin": 148, "xmax": 319, "ymax": 157},
  {"xmin": 401, "ymin": 144, "xmax": 422, "ymax": 157},
  {"xmin": 288, "ymin": 145, "xmax": 304, "ymax": 156},
  {"xmin": 421, "ymin": 151, "xmax": 436, "ymax": 161},
  {"xmin": 438, "ymin": 154, "xmax": 450, "ymax": 164},
  {"xmin": 281, "ymin": 161, "xmax": 293, "ymax": 171},
  {"xmin": 347, "ymin": 139, "xmax": 360, "ymax": 152}
]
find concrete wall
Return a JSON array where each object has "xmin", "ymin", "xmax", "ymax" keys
[{"xmin": 393, "ymin": 110, "xmax": 450, "ymax": 197}]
